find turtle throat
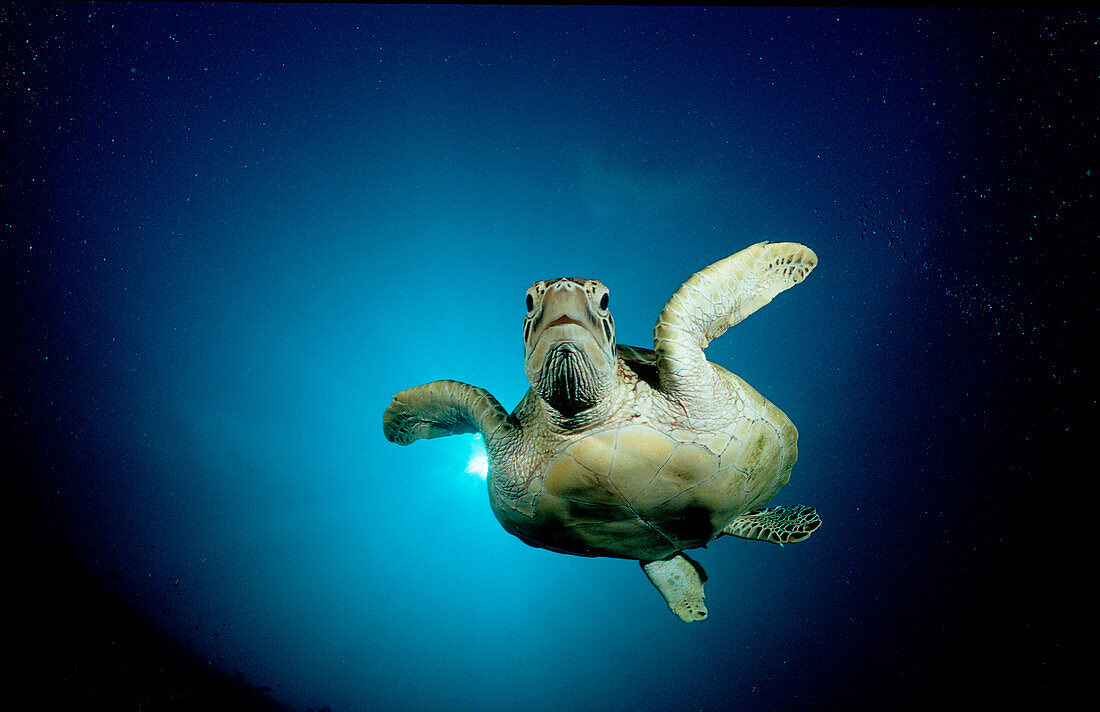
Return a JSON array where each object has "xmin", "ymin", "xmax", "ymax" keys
[{"xmin": 535, "ymin": 342, "xmax": 605, "ymax": 420}]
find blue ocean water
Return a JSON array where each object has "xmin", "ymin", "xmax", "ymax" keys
[{"xmin": 3, "ymin": 6, "xmax": 1090, "ymax": 711}]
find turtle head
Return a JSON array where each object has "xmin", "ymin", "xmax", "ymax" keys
[{"xmin": 523, "ymin": 277, "xmax": 617, "ymax": 419}]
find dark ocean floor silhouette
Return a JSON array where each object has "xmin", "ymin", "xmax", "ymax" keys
[{"xmin": 10, "ymin": 503, "xmax": 305, "ymax": 711}]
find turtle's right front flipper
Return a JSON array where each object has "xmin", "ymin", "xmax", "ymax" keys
[{"xmin": 383, "ymin": 380, "xmax": 511, "ymax": 446}]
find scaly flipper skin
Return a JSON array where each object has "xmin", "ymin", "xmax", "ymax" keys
[
  {"xmin": 722, "ymin": 505, "xmax": 821, "ymax": 546},
  {"xmin": 382, "ymin": 380, "xmax": 511, "ymax": 446},
  {"xmin": 641, "ymin": 553, "xmax": 708, "ymax": 622},
  {"xmin": 653, "ymin": 241, "xmax": 817, "ymax": 400}
]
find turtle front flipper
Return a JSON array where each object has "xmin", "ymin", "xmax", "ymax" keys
[
  {"xmin": 383, "ymin": 380, "xmax": 512, "ymax": 446},
  {"xmin": 653, "ymin": 242, "xmax": 816, "ymax": 398},
  {"xmin": 641, "ymin": 553, "xmax": 708, "ymax": 622},
  {"xmin": 722, "ymin": 505, "xmax": 821, "ymax": 546}
]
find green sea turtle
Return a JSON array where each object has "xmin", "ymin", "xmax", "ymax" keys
[{"xmin": 383, "ymin": 242, "xmax": 821, "ymax": 622}]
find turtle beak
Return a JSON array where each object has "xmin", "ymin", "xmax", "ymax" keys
[
  {"xmin": 532, "ymin": 281, "xmax": 601, "ymax": 348},
  {"xmin": 544, "ymin": 314, "xmax": 586, "ymax": 330}
]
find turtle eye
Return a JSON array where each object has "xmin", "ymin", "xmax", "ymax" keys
[
  {"xmin": 599, "ymin": 293, "xmax": 609, "ymax": 311},
  {"xmin": 526, "ymin": 294, "xmax": 534, "ymax": 313}
]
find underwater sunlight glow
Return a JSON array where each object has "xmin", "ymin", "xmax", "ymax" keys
[{"xmin": 466, "ymin": 436, "xmax": 489, "ymax": 480}]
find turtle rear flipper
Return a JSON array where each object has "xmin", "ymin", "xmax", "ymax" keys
[
  {"xmin": 383, "ymin": 380, "xmax": 512, "ymax": 446},
  {"xmin": 723, "ymin": 505, "xmax": 821, "ymax": 546},
  {"xmin": 641, "ymin": 553, "xmax": 708, "ymax": 622}
]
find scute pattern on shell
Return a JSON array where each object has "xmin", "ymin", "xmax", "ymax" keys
[{"xmin": 494, "ymin": 383, "xmax": 796, "ymax": 561}]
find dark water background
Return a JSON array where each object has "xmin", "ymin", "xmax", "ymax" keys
[{"xmin": 3, "ymin": 6, "xmax": 1091, "ymax": 711}]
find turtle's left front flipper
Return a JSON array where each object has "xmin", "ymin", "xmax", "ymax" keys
[
  {"xmin": 383, "ymin": 380, "xmax": 512, "ymax": 446},
  {"xmin": 722, "ymin": 505, "xmax": 821, "ymax": 546},
  {"xmin": 654, "ymin": 242, "xmax": 816, "ymax": 399}
]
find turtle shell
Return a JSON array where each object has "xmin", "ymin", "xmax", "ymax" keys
[{"xmin": 495, "ymin": 409, "xmax": 795, "ymax": 561}]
